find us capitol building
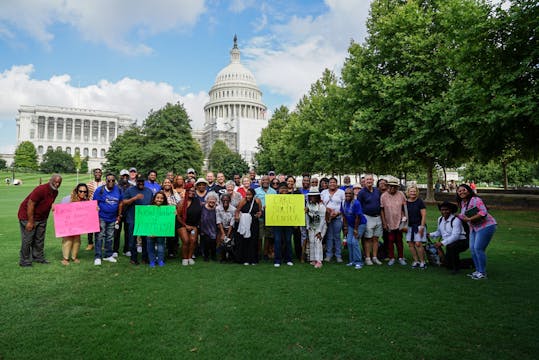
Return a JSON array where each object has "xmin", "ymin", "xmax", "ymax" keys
[{"xmin": 194, "ymin": 35, "xmax": 268, "ymax": 166}]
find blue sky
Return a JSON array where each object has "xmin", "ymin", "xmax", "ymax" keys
[{"xmin": 0, "ymin": 0, "xmax": 371, "ymax": 153}]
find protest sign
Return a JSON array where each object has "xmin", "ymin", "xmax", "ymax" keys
[
  {"xmin": 265, "ymin": 194, "xmax": 306, "ymax": 226},
  {"xmin": 53, "ymin": 200, "xmax": 100, "ymax": 237},
  {"xmin": 133, "ymin": 205, "xmax": 176, "ymax": 236}
]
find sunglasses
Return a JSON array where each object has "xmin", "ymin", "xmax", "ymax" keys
[
  {"xmin": 78, "ymin": 190, "xmax": 88, "ymax": 193},
  {"xmin": 106, "ymin": 179, "xmax": 116, "ymax": 182}
]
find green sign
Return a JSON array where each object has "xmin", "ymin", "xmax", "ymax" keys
[{"xmin": 133, "ymin": 205, "xmax": 176, "ymax": 236}]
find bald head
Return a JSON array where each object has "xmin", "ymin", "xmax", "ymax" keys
[{"xmin": 49, "ymin": 174, "xmax": 62, "ymax": 191}]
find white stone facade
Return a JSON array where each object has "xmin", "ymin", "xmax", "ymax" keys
[
  {"xmin": 201, "ymin": 35, "xmax": 267, "ymax": 166},
  {"xmin": 16, "ymin": 105, "xmax": 135, "ymax": 171}
]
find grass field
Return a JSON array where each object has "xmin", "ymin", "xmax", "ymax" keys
[{"xmin": 1, "ymin": 172, "xmax": 538, "ymax": 359}]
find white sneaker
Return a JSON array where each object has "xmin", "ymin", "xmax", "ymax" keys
[
  {"xmin": 354, "ymin": 264, "xmax": 363, "ymax": 270},
  {"xmin": 112, "ymin": 252, "xmax": 118, "ymax": 258},
  {"xmin": 336, "ymin": 257, "xmax": 343, "ymax": 263},
  {"xmin": 124, "ymin": 251, "xmax": 131, "ymax": 257},
  {"xmin": 137, "ymin": 246, "xmax": 142, "ymax": 253},
  {"xmin": 286, "ymin": 262, "xmax": 293, "ymax": 266},
  {"xmin": 274, "ymin": 263, "xmax": 280, "ymax": 268},
  {"xmin": 388, "ymin": 259, "xmax": 395, "ymax": 266},
  {"xmin": 398, "ymin": 258, "xmax": 407, "ymax": 266},
  {"xmin": 467, "ymin": 271, "xmax": 480, "ymax": 278},
  {"xmin": 188, "ymin": 259, "xmax": 195, "ymax": 265},
  {"xmin": 94, "ymin": 258, "xmax": 101, "ymax": 266},
  {"xmin": 324, "ymin": 256, "xmax": 332, "ymax": 262},
  {"xmin": 182, "ymin": 259, "xmax": 189, "ymax": 266},
  {"xmin": 365, "ymin": 257, "xmax": 373, "ymax": 266},
  {"xmin": 372, "ymin": 257, "xmax": 382, "ymax": 265},
  {"xmin": 103, "ymin": 256, "xmax": 117, "ymax": 263},
  {"xmin": 472, "ymin": 272, "xmax": 487, "ymax": 280},
  {"xmin": 243, "ymin": 262, "xmax": 249, "ymax": 266}
]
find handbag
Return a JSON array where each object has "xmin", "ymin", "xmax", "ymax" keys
[{"xmin": 238, "ymin": 200, "xmax": 255, "ymax": 238}]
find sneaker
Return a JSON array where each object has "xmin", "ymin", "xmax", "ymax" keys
[
  {"xmin": 243, "ymin": 262, "xmax": 250, "ymax": 266},
  {"xmin": 354, "ymin": 264, "xmax": 363, "ymax": 270},
  {"xmin": 388, "ymin": 259, "xmax": 395, "ymax": 266},
  {"xmin": 158, "ymin": 261, "xmax": 165, "ymax": 267},
  {"xmin": 398, "ymin": 258, "xmax": 407, "ymax": 266},
  {"xmin": 286, "ymin": 262, "xmax": 294, "ymax": 266},
  {"xmin": 274, "ymin": 263, "xmax": 281, "ymax": 268},
  {"xmin": 324, "ymin": 256, "xmax": 332, "ymax": 262},
  {"xmin": 314, "ymin": 261, "xmax": 323, "ymax": 268},
  {"xmin": 103, "ymin": 256, "xmax": 117, "ymax": 263},
  {"xmin": 346, "ymin": 262, "xmax": 355, "ymax": 267},
  {"xmin": 365, "ymin": 257, "xmax": 373, "ymax": 266},
  {"xmin": 137, "ymin": 246, "xmax": 142, "ymax": 253},
  {"xmin": 472, "ymin": 272, "xmax": 487, "ymax": 280},
  {"xmin": 112, "ymin": 252, "xmax": 118, "ymax": 258},
  {"xmin": 419, "ymin": 263, "xmax": 427, "ymax": 270},
  {"xmin": 94, "ymin": 258, "xmax": 101, "ymax": 266},
  {"xmin": 467, "ymin": 271, "xmax": 480, "ymax": 278},
  {"xmin": 85, "ymin": 244, "xmax": 94, "ymax": 251},
  {"xmin": 182, "ymin": 259, "xmax": 189, "ymax": 266},
  {"xmin": 188, "ymin": 259, "xmax": 195, "ymax": 265},
  {"xmin": 372, "ymin": 257, "xmax": 382, "ymax": 265},
  {"xmin": 411, "ymin": 261, "xmax": 420, "ymax": 268},
  {"xmin": 149, "ymin": 261, "xmax": 156, "ymax": 268},
  {"xmin": 124, "ymin": 251, "xmax": 131, "ymax": 257},
  {"xmin": 336, "ymin": 257, "xmax": 343, "ymax": 263}
]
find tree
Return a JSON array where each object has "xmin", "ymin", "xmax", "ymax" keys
[
  {"xmin": 208, "ymin": 140, "xmax": 249, "ymax": 179},
  {"xmin": 40, "ymin": 149, "xmax": 76, "ymax": 173},
  {"xmin": 105, "ymin": 103, "xmax": 204, "ymax": 177},
  {"xmin": 255, "ymin": 106, "xmax": 294, "ymax": 174},
  {"xmin": 13, "ymin": 141, "xmax": 38, "ymax": 170},
  {"xmin": 0, "ymin": 158, "xmax": 6, "ymax": 170}
]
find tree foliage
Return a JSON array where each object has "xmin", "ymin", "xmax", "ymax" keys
[
  {"xmin": 0, "ymin": 158, "xmax": 6, "ymax": 170},
  {"xmin": 208, "ymin": 140, "xmax": 249, "ymax": 179},
  {"xmin": 14, "ymin": 141, "xmax": 39, "ymax": 171},
  {"xmin": 105, "ymin": 102, "xmax": 204, "ymax": 177},
  {"xmin": 40, "ymin": 149, "xmax": 76, "ymax": 173}
]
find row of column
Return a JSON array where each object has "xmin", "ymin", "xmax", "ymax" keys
[
  {"xmin": 38, "ymin": 117, "xmax": 118, "ymax": 144},
  {"xmin": 204, "ymin": 103, "xmax": 266, "ymax": 122}
]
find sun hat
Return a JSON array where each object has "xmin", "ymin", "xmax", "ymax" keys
[
  {"xmin": 195, "ymin": 177, "xmax": 209, "ymax": 186},
  {"xmin": 307, "ymin": 187, "xmax": 321, "ymax": 196}
]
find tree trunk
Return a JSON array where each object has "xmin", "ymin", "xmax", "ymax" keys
[
  {"xmin": 426, "ymin": 161, "xmax": 434, "ymax": 201},
  {"xmin": 442, "ymin": 166, "xmax": 447, "ymax": 188},
  {"xmin": 502, "ymin": 160, "xmax": 508, "ymax": 190}
]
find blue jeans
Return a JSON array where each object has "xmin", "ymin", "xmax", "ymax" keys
[
  {"xmin": 95, "ymin": 219, "xmax": 115, "ymax": 259},
  {"xmin": 326, "ymin": 217, "xmax": 343, "ymax": 259},
  {"xmin": 347, "ymin": 224, "xmax": 366, "ymax": 265},
  {"xmin": 273, "ymin": 226, "xmax": 293, "ymax": 264},
  {"xmin": 147, "ymin": 237, "xmax": 165, "ymax": 263},
  {"xmin": 127, "ymin": 222, "xmax": 148, "ymax": 262},
  {"xmin": 470, "ymin": 224, "xmax": 496, "ymax": 274}
]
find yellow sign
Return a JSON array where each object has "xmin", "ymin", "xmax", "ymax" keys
[{"xmin": 265, "ymin": 194, "xmax": 306, "ymax": 226}]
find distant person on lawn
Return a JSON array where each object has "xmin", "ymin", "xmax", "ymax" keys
[{"xmin": 18, "ymin": 174, "xmax": 62, "ymax": 267}]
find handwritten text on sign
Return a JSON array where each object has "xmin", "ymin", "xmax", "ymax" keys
[
  {"xmin": 265, "ymin": 194, "xmax": 306, "ymax": 226},
  {"xmin": 53, "ymin": 200, "xmax": 100, "ymax": 237},
  {"xmin": 134, "ymin": 205, "xmax": 176, "ymax": 236}
]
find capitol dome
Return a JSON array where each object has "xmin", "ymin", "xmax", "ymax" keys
[{"xmin": 200, "ymin": 35, "xmax": 267, "ymax": 165}]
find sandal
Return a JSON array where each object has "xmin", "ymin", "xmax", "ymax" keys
[
  {"xmin": 61, "ymin": 258, "xmax": 70, "ymax": 266},
  {"xmin": 72, "ymin": 258, "xmax": 80, "ymax": 264}
]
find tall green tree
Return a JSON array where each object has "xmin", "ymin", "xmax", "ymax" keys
[
  {"xmin": 208, "ymin": 140, "xmax": 249, "ymax": 179},
  {"xmin": 40, "ymin": 149, "xmax": 76, "ymax": 173},
  {"xmin": 105, "ymin": 102, "xmax": 204, "ymax": 177},
  {"xmin": 0, "ymin": 158, "xmax": 6, "ymax": 170},
  {"xmin": 13, "ymin": 141, "xmax": 39, "ymax": 170}
]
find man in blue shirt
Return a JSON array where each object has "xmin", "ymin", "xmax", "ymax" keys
[
  {"xmin": 144, "ymin": 170, "xmax": 161, "ymax": 195},
  {"xmin": 123, "ymin": 175, "xmax": 153, "ymax": 265},
  {"xmin": 357, "ymin": 174, "xmax": 383, "ymax": 266},
  {"xmin": 93, "ymin": 173, "xmax": 123, "ymax": 265}
]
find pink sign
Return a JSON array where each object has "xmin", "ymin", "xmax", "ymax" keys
[{"xmin": 53, "ymin": 200, "xmax": 100, "ymax": 237}]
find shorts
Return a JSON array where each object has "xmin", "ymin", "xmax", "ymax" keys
[
  {"xmin": 406, "ymin": 226, "xmax": 427, "ymax": 243},
  {"xmin": 364, "ymin": 215, "xmax": 383, "ymax": 238}
]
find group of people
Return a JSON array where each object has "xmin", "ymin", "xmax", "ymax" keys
[{"xmin": 17, "ymin": 169, "xmax": 497, "ymax": 280}]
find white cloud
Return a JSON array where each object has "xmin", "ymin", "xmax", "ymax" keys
[
  {"xmin": 229, "ymin": 0, "xmax": 256, "ymax": 13},
  {"xmin": 243, "ymin": 0, "xmax": 371, "ymax": 106},
  {"xmin": 0, "ymin": 64, "xmax": 208, "ymax": 130},
  {"xmin": 0, "ymin": 0, "xmax": 206, "ymax": 54}
]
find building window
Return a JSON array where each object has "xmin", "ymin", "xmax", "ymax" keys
[
  {"xmin": 83, "ymin": 120, "xmax": 90, "ymax": 142},
  {"xmin": 92, "ymin": 121, "xmax": 99, "ymax": 142},
  {"xmin": 30, "ymin": 129, "xmax": 35, "ymax": 139},
  {"xmin": 83, "ymin": 148, "xmax": 89, "ymax": 157},
  {"xmin": 66, "ymin": 147, "xmax": 71, "ymax": 155},
  {"xmin": 38, "ymin": 117, "xmax": 45, "ymax": 139},
  {"xmin": 38, "ymin": 146, "xmax": 43, "ymax": 155},
  {"xmin": 109, "ymin": 122, "xmax": 115, "ymax": 142},
  {"xmin": 66, "ymin": 119, "xmax": 73, "ymax": 140},
  {"xmin": 100, "ymin": 121, "xmax": 107, "ymax": 143},
  {"xmin": 75, "ymin": 119, "xmax": 81, "ymax": 141},
  {"xmin": 100, "ymin": 148, "xmax": 106, "ymax": 158},
  {"xmin": 56, "ymin": 146, "xmax": 62, "ymax": 152},
  {"xmin": 47, "ymin": 146, "xmax": 53, "ymax": 152},
  {"xmin": 75, "ymin": 147, "xmax": 80, "ymax": 155},
  {"xmin": 56, "ymin": 118, "xmax": 64, "ymax": 140},
  {"xmin": 47, "ymin": 118, "xmax": 55, "ymax": 139},
  {"xmin": 92, "ymin": 148, "xmax": 97, "ymax": 157}
]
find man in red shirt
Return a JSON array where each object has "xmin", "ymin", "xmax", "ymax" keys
[{"xmin": 18, "ymin": 174, "xmax": 62, "ymax": 267}]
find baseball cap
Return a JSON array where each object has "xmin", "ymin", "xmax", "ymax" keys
[{"xmin": 120, "ymin": 169, "xmax": 129, "ymax": 176}]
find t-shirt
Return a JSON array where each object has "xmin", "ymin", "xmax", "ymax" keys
[
  {"xmin": 358, "ymin": 187, "xmax": 381, "ymax": 216},
  {"xmin": 200, "ymin": 206, "xmax": 217, "ymax": 239},
  {"xmin": 123, "ymin": 186, "xmax": 153, "ymax": 223},
  {"xmin": 144, "ymin": 180, "xmax": 161, "ymax": 195},
  {"xmin": 341, "ymin": 199, "xmax": 367, "ymax": 226},
  {"xmin": 380, "ymin": 191, "xmax": 406, "ymax": 230},
  {"xmin": 18, "ymin": 183, "xmax": 59, "ymax": 221},
  {"xmin": 254, "ymin": 186, "xmax": 277, "ymax": 208},
  {"xmin": 406, "ymin": 198, "xmax": 426, "ymax": 227},
  {"xmin": 93, "ymin": 185, "xmax": 123, "ymax": 223},
  {"xmin": 216, "ymin": 204, "xmax": 236, "ymax": 228},
  {"xmin": 320, "ymin": 188, "xmax": 345, "ymax": 213}
]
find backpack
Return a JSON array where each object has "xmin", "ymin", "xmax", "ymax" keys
[{"xmin": 438, "ymin": 216, "xmax": 469, "ymax": 242}]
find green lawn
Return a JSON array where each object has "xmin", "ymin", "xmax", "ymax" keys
[{"xmin": 1, "ymin": 172, "xmax": 538, "ymax": 359}]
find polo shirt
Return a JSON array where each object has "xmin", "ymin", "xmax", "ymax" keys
[
  {"xmin": 18, "ymin": 183, "xmax": 59, "ymax": 221},
  {"xmin": 123, "ymin": 186, "xmax": 153, "ymax": 223},
  {"xmin": 358, "ymin": 187, "xmax": 381, "ymax": 216}
]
